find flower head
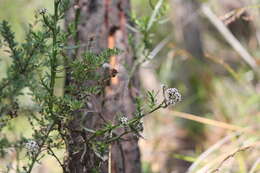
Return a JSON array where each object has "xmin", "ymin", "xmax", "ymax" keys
[
  {"xmin": 119, "ymin": 116, "xmax": 128, "ymax": 126},
  {"xmin": 25, "ymin": 140, "xmax": 39, "ymax": 154},
  {"xmin": 163, "ymin": 87, "xmax": 181, "ymax": 106},
  {"xmin": 39, "ymin": 8, "xmax": 47, "ymax": 15}
]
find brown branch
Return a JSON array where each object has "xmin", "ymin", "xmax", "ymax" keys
[{"xmin": 210, "ymin": 145, "xmax": 252, "ymax": 173}]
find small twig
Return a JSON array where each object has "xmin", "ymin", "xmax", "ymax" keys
[
  {"xmin": 98, "ymin": 113, "xmax": 109, "ymax": 124},
  {"xmin": 126, "ymin": 23, "xmax": 139, "ymax": 33},
  {"xmin": 48, "ymin": 147, "xmax": 66, "ymax": 172},
  {"xmin": 201, "ymin": 4, "xmax": 258, "ymax": 71},
  {"xmin": 147, "ymin": 0, "xmax": 164, "ymax": 31},
  {"xmin": 210, "ymin": 145, "xmax": 252, "ymax": 173},
  {"xmin": 27, "ymin": 123, "xmax": 55, "ymax": 173},
  {"xmin": 205, "ymin": 53, "xmax": 241, "ymax": 82},
  {"xmin": 187, "ymin": 131, "xmax": 242, "ymax": 173},
  {"xmin": 87, "ymin": 102, "xmax": 163, "ymax": 143},
  {"xmin": 148, "ymin": 36, "xmax": 171, "ymax": 60},
  {"xmin": 106, "ymin": 131, "xmax": 129, "ymax": 144},
  {"xmin": 80, "ymin": 143, "xmax": 87, "ymax": 163},
  {"xmin": 219, "ymin": 4, "xmax": 260, "ymax": 24}
]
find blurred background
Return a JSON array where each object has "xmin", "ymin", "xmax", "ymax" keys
[{"xmin": 0, "ymin": 0, "xmax": 260, "ymax": 172}]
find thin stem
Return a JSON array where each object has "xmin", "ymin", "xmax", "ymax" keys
[
  {"xmin": 27, "ymin": 123, "xmax": 55, "ymax": 173},
  {"xmin": 87, "ymin": 102, "xmax": 164, "ymax": 143},
  {"xmin": 201, "ymin": 4, "xmax": 257, "ymax": 71},
  {"xmin": 106, "ymin": 131, "xmax": 129, "ymax": 144},
  {"xmin": 48, "ymin": 147, "xmax": 67, "ymax": 173},
  {"xmin": 27, "ymin": 1, "xmax": 61, "ymax": 172},
  {"xmin": 50, "ymin": 1, "xmax": 59, "ymax": 96}
]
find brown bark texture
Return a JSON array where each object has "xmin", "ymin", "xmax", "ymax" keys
[{"xmin": 64, "ymin": 0, "xmax": 141, "ymax": 173}]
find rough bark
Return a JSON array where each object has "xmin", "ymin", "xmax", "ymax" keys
[{"xmin": 64, "ymin": 0, "xmax": 141, "ymax": 173}]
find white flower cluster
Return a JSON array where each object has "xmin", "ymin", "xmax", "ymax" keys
[
  {"xmin": 164, "ymin": 87, "xmax": 181, "ymax": 106},
  {"xmin": 25, "ymin": 140, "xmax": 39, "ymax": 153},
  {"xmin": 119, "ymin": 116, "xmax": 128, "ymax": 126},
  {"xmin": 39, "ymin": 8, "xmax": 47, "ymax": 15}
]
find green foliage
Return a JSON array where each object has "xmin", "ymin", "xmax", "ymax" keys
[
  {"xmin": 147, "ymin": 90, "xmax": 158, "ymax": 109},
  {"xmin": 0, "ymin": 0, "xmax": 177, "ymax": 173}
]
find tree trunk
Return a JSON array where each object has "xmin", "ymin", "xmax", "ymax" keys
[{"xmin": 64, "ymin": 0, "xmax": 141, "ymax": 173}]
